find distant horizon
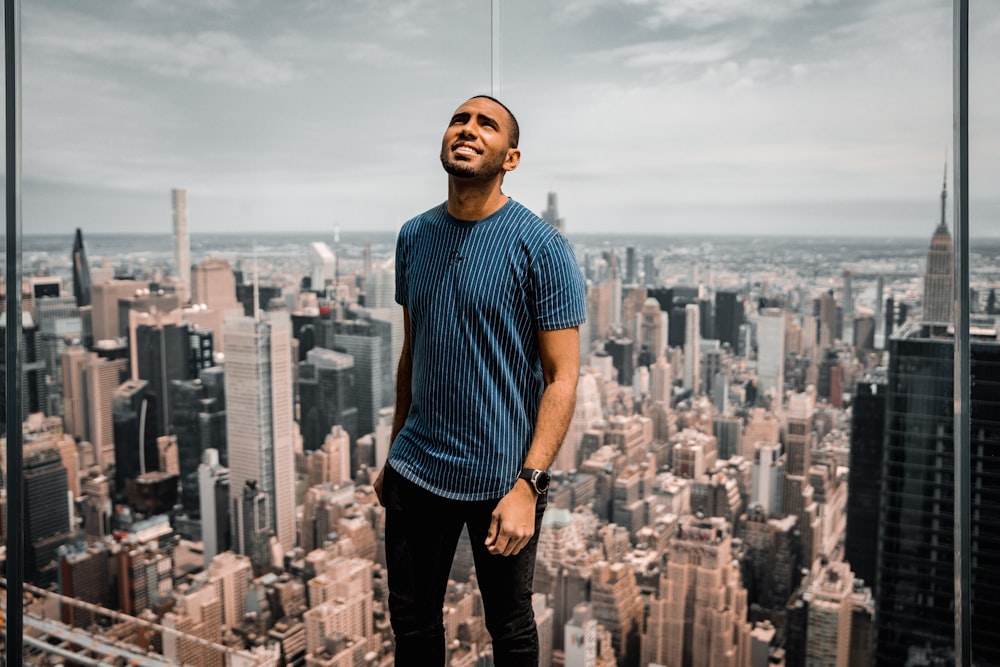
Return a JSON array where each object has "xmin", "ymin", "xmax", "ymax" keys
[{"xmin": 13, "ymin": 227, "xmax": 1000, "ymax": 242}]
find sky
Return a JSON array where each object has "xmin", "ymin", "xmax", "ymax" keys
[{"xmin": 7, "ymin": 0, "xmax": 1000, "ymax": 237}]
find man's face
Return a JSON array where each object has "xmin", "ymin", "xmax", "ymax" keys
[{"xmin": 440, "ymin": 97, "xmax": 519, "ymax": 179}]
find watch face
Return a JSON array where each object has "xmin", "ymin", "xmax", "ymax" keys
[{"xmin": 535, "ymin": 471, "xmax": 550, "ymax": 493}]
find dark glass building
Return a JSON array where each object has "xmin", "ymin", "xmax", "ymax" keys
[
  {"xmin": 112, "ymin": 379, "xmax": 160, "ymax": 497},
  {"xmin": 135, "ymin": 323, "xmax": 213, "ymax": 436},
  {"xmin": 846, "ymin": 372, "xmax": 886, "ymax": 592},
  {"xmin": 71, "ymin": 227, "xmax": 92, "ymax": 308},
  {"xmin": 299, "ymin": 347, "xmax": 359, "ymax": 451},
  {"xmin": 875, "ymin": 321, "xmax": 1000, "ymax": 664},
  {"xmin": 25, "ymin": 448, "xmax": 74, "ymax": 587},
  {"xmin": 715, "ymin": 289, "xmax": 743, "ymax": 350},
  {"xmin": 604, "ymin": 338, "xmax": 635, "ymax": 387},
  {"xmin": 0, "ymin": 313, "xmax": 48, "ymax": 435}
]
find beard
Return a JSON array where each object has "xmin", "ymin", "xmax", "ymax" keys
[{"xmin": 440, "ymin": 146, "xmax": 507, "ymax": 180}]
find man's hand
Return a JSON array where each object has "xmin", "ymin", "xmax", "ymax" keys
[
  {"xmin": 374, "ymin": 466, "xmax": 386, "ymax": 507},
  {"xmin": 485, "ymin": 480, "xmax": 538, "ymax": 557}
]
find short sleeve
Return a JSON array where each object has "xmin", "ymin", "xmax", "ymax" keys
[
  {"xmin": 394, "ymin": 228, "xmax": 408, "ymax": 307},
  {"xmin": 531, "ymin": 234, "xmax": 587, "ymax": 331}
]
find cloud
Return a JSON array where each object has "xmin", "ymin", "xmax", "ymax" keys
[
  {"xmin": 637, "ymin": 0, "xmax": 832, "ymax": 30},
  {"xmin": 27, "ymin": 6, "xmax": 300, "ymax": 89}
]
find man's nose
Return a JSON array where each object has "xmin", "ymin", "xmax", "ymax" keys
[{"xmin": 457, "ymin": 121, "xmax": 476, "ymax": 139}]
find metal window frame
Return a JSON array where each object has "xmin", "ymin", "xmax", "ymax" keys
[
  {"xmin": 4, "ymin": 0, "xmax": 24, "ymax": 662},
  {"xmin": 0, "ymin": 1, "xmax": 977, "ymax": 664},
  {"xmin": 953, "ymin": 1, "xmax": 972, "ymax": 665}
]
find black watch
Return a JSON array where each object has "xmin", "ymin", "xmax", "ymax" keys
[{"xmin": 518, "ymin": 468, "xmax": 550, "ymax": 495}]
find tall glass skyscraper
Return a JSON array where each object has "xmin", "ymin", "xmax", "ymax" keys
[
  {"xmin": 224, "ymin": 310, "xmax": 296, "ymax": 555},
  {"xmin": 876, "ymin": 321, "xmax": 1000, "ymax": 664}
]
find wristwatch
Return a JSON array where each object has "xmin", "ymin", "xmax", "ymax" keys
[{"xmin": 518, "ymin": 468, "xmax": 551, "ymax": 495}]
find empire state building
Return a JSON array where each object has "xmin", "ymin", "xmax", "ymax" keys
[{"xmin": 922, "ymin": 165, "xmax": 953, "ymax": 323}]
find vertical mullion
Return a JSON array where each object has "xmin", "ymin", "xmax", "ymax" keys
[
  {"xmin": 4, "ymin": 0, "xmax": 23, "ymax": 661},
  {"xmin": 952, "ymin": 0, "xmax": 972, "ymax": 664}
]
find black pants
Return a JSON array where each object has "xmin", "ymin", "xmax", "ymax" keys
[{"xmin": 383, "ymin": 463, "xmax": 547, "ymax": 666}]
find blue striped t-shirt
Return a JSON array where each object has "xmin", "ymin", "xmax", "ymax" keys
[{"xmin": 389, "ymin": 198, "xmax": 587, "ymax": 501}]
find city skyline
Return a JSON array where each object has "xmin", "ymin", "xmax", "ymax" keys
[
  {"xmin": 11, "ymin": 0, "xmax": 1000, "ymax": 237},
  {"xmin": 5, "ymin": 217, "xmax": 1000, "ymax": 664}
]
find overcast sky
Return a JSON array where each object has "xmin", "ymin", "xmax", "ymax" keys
[{"xmin": 9, "ymin": 0, "xmax": 1000, "ymax": 237}]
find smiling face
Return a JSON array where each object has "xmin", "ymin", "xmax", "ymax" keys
[{"xmin": 439, "ymin": 97, "xmax": 520, "ymax": 180}]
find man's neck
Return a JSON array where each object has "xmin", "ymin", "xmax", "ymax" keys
[{"xmin": 447, "ymin": 176, "xmax": 510, "ymax": 222}]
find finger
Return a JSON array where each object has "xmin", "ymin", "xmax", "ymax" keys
[
  {"xmin": 505, "ymin": 535, "xmax": 525, "ymax": 557},
  {"xmin": 486, "ymin": 514, "xmax": 500, "ymax": 547}
]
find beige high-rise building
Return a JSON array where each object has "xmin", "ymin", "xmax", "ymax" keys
[
  {"xmin": 162, "ymin": 575, "xmax": 224, "ymax": 667},
  {"xmin": 641, "ymin": 515, "xmax": 750, "ymax": 667},
  {"xmin": 224, "ymin": 310, "xmax": 297, "ymax": 554},
  {"xmin": 61, "ymin": 347, "xmax": 126, "ymax": 472},
  {"xmin": 636, "ymin": 297, "xmax": 668, "ymax": 361},
  {"xmin": 534, "ymin": 593, "xmax": 555, "ymax": 667},
  {"xmin": 587, "ymin": 283, "xmax": 613, "ymax": 349},
  {"xmin": 306, "ymin": 557, "xmax": 374, "ymax": 650},
  {"xmin": 535, "ymin": 509, "xmax": 601, "ymax": 652},
  {"xmin": 621, "ymin": 286, "xmax": 648, "ymax": 340},
  {"xmin": 90, "ymin": 279, "xmax": 146, "ymax": 341},
  {"xmin": 590, "ymin": 561, "xmax": 643, "ymax": 663},
  {"xmin": 558, "ymin": 371, "xmax": 604, "ymax": 473},
  {"xmin": 803, "ymin": 559, "xmax": 854, "ymax": 667},
  {"xmin": 206, "ymin": 551, "xmax": 253, "ymax": 631},
  {"xmin": 741, "ymin": 408, "xmax": 780, "ymax": 461},
  {"xmin": 191, "ymin": 258, "xmax": 239, "ymax": 310},
  {"xmin": 172, "ymin": 189, "xmax": 191, "ymax": 304},
  {"xmin": 303, "ymin": 594, "xmax": 373, "ymax": 656},
  {"xmin": 306, "ymin": 426, "xmax": 351, "ymax": 487}
]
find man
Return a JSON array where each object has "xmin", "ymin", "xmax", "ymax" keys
[{"xmin": 374, "ymin": 95, "xmax": 587, "ymax": 665}]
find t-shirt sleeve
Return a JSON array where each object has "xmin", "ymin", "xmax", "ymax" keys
[
  {"xmin": 531, "ymin": 234, "xmax": 587, "ymax": 331},
  {"xmin": 395, "ymin": 228, "xmax": 408, "ymax": 308}
]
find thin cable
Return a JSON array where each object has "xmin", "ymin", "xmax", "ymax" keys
[{"xmin": 490, "ymin": 0, "xmax": 494, "ymax": 96}]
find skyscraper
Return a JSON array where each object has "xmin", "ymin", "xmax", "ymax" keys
[
  {"xmin": 635, "ymin": 297, "xmax": 667, "ymax": 362},
  {"xmin": 642, "ymin": 515, "xmax": 750, "ymax": 667},
  {"xmin": 334, "ymin": 318, "xmax": 391, "ymax": 438},
  {"xmin": 845, "ymin": 373, "xmax": 885, "ymax": 591},
  {"xmin": 57, "ymin": 541, "xmax": 111, "ymax": 627},
  {"xmin": 172, "ymin": 188, "xmax": 190, "ymax": 303},
  {"xmin": 25, "ymin": 448, "xmax": 74, "ymax": 586},
  {"xmin": 841, "ymin": 269, "xmax": 854, "ymax": 345},
  {"xmin": 300, "ymin": 347, "xmax": 358, "ymax": 451},
  {"xmin": 233, "ymin": 479, "xmax": 272, "ymax": 573},
  {"xmin": 715, "ymin": 289, "xmax": 743, "ymax": 350},
  {"xmin": 541, "ymin": 191, "xmax": 565, "ymax": 232},
  {"xmin": 922, "ymin": 166, "xmax": 954, "ymax": 323},
  {"xmin": 71, "ymin": 227, "xmax": 92, "ymax": 308},
  {"xmin": 756, "ymin": 307, "xmax": 785, "ymax": 397},
  {"xmin": 191, "ymin": 258, "xmax": 239, "ymax": 310},
  {"xmin": 135, "ymin": 322, "xmax": 208, "ymax": 436},
  {"xmin": 683, "ymin": 302, "xmax": 701, "ymax": 393},
  {"xmin": 803, "ymin": 559, "xmax": 854, "ymax": 667},
  {"xmin": 112, "ymin": 379, "xmax": 160, "ymax": 494},
  {"xmin": 198, "ymin": 449, "xmax": 230, "ymax": 566},
  {"xmin": 875, "ymin": 321, "xmax": 1000, "ymax": 664},
  {"xmin": 0, "ymin": 312, "xmax": 48, "ymax": 434},
  {"xmin": 224, "ymin": 310, "xmax": 296, "ymax": 554}
]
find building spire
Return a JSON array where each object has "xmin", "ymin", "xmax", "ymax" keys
[{"xmin": 939, "ymin": 158, "xmax": 948, "ymax": 230}]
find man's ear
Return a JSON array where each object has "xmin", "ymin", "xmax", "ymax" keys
[{"xmin": 504, "ymin": 148, "xmax": 521, "ymax": 172}]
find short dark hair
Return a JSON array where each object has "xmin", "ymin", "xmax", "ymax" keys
[{"xmin": 470, "ymin": 95, "xmax": 519, "ymax": 149}]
